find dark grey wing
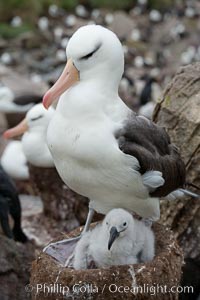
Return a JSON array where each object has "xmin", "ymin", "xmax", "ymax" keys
[
  {"xmin": 117, "ymin": 113, "xmax": 186, "ymax": 197},
  {"xmin": 13, "ymin": 95, "xmax": 42, "ymax": 106}
]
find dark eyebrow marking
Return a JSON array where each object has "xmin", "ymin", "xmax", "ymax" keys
[
  {"xmin": 31, "ymin": 115, "xmax": 43, "ymax": 121},
  {"xmin": 80, "ymin": 43, "xmax": 102, "ymax": 60}
]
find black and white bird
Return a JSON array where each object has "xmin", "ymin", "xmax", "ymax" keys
[
  {"xmin": 138, "ymin": 75, "xmax": 162, "ymax": 119},
  {"xmin": 0, "ymin": 65, "xmax": 47, "ymax": 113},
  {"xmin": 139, "ymin": 76, "xmax": 157, "ymax": 106},
  {"xmin": 0, "ymin": 165, "xmax": 27, "ymax": 242},
  {"xmin": 73, "ymin": 208, "xmax": 155, "ymax": 269},
  {"xmin": 41, "ymin": 25, "xmax": 195, "ymax": 259}
]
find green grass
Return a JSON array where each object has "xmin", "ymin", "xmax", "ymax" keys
[
  {"xmin": 0, "ymin": 0, "xmax": 178, "ymax": 24},
  {"xmin": 0, "ymin": 0, "xmax": 79, "ymax": 22},
  {"xmin": 60, "ymin": 0, "xmax": 78, "ymax": 10},
  {"xmin": 88, "ymin": 0, "xmax": 136, "ymax": 10},
  {"xmin": 0, "ymin": 23, "xmax": 34, "ymax": 39},
  {"xmin": 0, "ymin": 0, "xmax": 42, "ymax": 22},
  {"xmin": 148, "ymin": 0, "xmax": 174, "ymax": 11}
]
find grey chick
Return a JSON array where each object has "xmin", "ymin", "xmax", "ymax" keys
[{"xmin": 73, "ymin": 208, "xmax": 155, "ymax": 270}]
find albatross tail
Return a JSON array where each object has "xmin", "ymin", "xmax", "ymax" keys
[
  {"xmin": 164, "ymin": 188, "xmax": 200, "ymax": 200},
  {"xmin": 179, "ymin": 188, "xmax": 200, "ymax": 198}
]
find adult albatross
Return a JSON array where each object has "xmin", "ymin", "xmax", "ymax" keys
[{"xmin": 42, "ymin": 25, "xmax": 187, "ymax": 259}]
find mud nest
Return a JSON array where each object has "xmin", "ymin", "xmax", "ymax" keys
[{"xmin": 31, "ymin": 223, "xmax": 183, "ymax": 300}]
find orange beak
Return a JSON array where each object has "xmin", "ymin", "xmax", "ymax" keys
[
  {"xmin": 3, "ymin": 119, "xmax": 28, "ymax": 139},
  {"xmin": 43, "ymin": 59, "xmax": 79, "ymax": 109}
]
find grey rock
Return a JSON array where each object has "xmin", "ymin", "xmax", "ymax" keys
[
  {"xmin": 110, "ymin": 12, "xmax": 135, "ymax": 40},
  {"xmin": 0, "ymin": 235, "xmax": 34, "ymax": 300}
]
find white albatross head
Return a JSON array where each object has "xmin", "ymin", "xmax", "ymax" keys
[
  {"xmin": 43, "ymin": 25, "xmax": 124, "ymax": 109},
  {"xmin": 3, "ymin": 103, "xmax": 55, "ymax": 139},
  {"xmin": 103, "ymin": 208, "xmax": 135, "ymax": 250}
]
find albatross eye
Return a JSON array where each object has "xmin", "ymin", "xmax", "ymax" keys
[
  {"xmin": 123, "ymin": 222, "xmax": 127, "ymax": 226},
  {"xmin": 30, "ymin": 115, "xmax": 43, "ymax": 122},
  {"xmin": 80, "ymin": 43, "xmax": 102, "ymax": 60},
  {"xmin": 80, "ymin": 49, "xmax": 97, "ymax": 60}
]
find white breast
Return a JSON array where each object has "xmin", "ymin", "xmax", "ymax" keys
[
  {"xmin": 46, "ymin": 88, "xmax": 160, "ymax": 220},
  {"xmin": 89, "ymin": 229, "xmax": 138, "ymax": 267},
  {"xmin": 47, "ymin": 109, "xmax": 121, "ymax": 190},
  {"xmin": 22, "ymin": 131, "xmax": 54, "ymax": 167}
]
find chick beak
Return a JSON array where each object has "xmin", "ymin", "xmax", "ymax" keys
[
  {"xmin": 3, "ymin": 119, "xmax": 28, "ymax": 139},
  {"xmin": 43, "ymin": 58, "xmax": 79, "ymax": 109},
  {"xmin": 108, "ymin": 226, "xmax": 120, "ymax": 250}
]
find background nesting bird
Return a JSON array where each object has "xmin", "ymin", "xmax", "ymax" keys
[
  {"xmin": 0, "ymin": 165, "xmax": 27, "ymax": 242},
  {"xmin": 3, "ymin": 103, "xmax": 55, "ymax": 168}
]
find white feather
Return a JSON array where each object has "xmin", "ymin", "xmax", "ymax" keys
[
  {"xmin": 22, "ymin": 104, "xmax": 55, "ymax": 167},
  {"xmin": 142, "ymin": 171, "xmax": 165, "ymax": 191},
  {"xmin": 163, "ymin": 189, "xmax": 186, "ymax": 201},
  {"xmin": 1, "ymin": 141, "xmax": 29, "ymax": 180}
]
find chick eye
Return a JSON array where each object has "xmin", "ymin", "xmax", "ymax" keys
[
  {"xmin": 106, "ymin": 222, "xmax": 108, "ymax": 225},
  {"xmin": 123, "ymin": 222, "xmax": 127, "ymax": 226}
]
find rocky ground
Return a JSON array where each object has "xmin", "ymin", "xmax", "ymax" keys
[{"xmin": 1, "ymin": 1, "xmax": 200, "ymax": 109}]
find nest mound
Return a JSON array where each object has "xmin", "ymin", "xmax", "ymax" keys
[{"xmin": 31, "ymin": 223, "xmax": 183, "ymax": 300}]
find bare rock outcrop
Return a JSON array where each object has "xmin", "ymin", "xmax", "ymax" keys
[
  {"xmin": 153, "ymin": 63, "xmax": 200, "ymax": 262},
  {"xmin": 153, "ymin": 63, "xmax": 200, "ymax": 299},
  {"xmin": 0, "ymin": 235, "xmax": 35, "ymax": 300}
]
